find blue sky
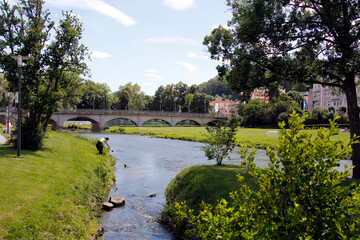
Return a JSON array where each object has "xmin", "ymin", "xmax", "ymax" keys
[{"xmin": 42, "ymin": 0, "xmax": 231, "ymax": 95}]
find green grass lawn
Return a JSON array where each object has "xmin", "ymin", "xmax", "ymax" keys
[
  {"xmin": 165, "ymin": 165, "xmax": 254, "ymax": 210},
  {"xmin": 107, "ymin": 126, "xmax": 351, "ymax": 149},
  {"xmin": 0, "ymin": 131, "xmax": 115, "ymax": 239}
]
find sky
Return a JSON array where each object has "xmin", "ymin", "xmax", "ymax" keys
[{"xmin": 41, "ymin": 0, "xmax": 232, "ymax": 96}]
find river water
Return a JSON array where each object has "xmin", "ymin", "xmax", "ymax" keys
[
  {"xmin": 81, "ymin": 133, "xmax": 268, "ymax": 239},
  {"xmin": 82, "ymin": 133, "xmax": 352, "ymax": 239}
]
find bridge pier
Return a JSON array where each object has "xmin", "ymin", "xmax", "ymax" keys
[{"xmin": 92, "ymin": 123, "xmax": 105, "ymax": 131}]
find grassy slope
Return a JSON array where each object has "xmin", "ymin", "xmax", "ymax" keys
[
  {"xmin": 0, "ymin": 132, "xmax": 115, "ymax": 239},
  {"xmin": 165, "ymin": 165, "xmax": 255, "ymax": 211}
]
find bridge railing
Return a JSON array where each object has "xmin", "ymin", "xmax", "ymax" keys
[{"xmin": 56, "ymin": 109, "xmax": 229, "ymax": 119}]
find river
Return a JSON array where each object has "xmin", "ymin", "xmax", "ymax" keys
[
  {"xmin": 81, "ymin": 133, "xmax": 267, "ymax": 239},
  {"xmin": 82, "ymin": 133, "xmax": 351, "ymax": 239}
]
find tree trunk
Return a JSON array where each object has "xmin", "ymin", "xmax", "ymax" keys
[
  {"xmin": 343, "ymin": 76, "xmax": 360, "ymax": 179},
  {"xmin": 42, "ymin": 113, "xmax": 52, "ymax": 132}
]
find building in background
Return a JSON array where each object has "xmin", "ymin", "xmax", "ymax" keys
[
  {"xmin": 210, "ymin": 97, "xmax": 238, "ymax": 116},
  {"xmin": 250, "ymin": 88, "xmax": 286, "ymax": 103},
  {"xmin": 307, "ymin": 84, "xmax": 349, "ymax": 113}
]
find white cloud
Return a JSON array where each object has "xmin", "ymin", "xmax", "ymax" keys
[
  {"xmin": 145, "ymin": 73, "xmax": 163, "ymax": 80},
  {"xmin": 90, "ymin": 50, "xmax": 111, "ymax": 58},
  {"xmin": 146, "ymin": 69, "xmax": 159, "ymax": 73},
  {"xmin": 146, "ymin": 36, "xmax": 198, "ymax": 46},
  {"xmin": 163, "ymin": 0, "xmax": 195, "ymax": 11},
  {"xmin": 211, "ymin": 24, "xmax": 233, "ymax": 30},
  {"xmin": 186, "ymin": 51, "xmax": 209, "ymax": 59},
  {"xmin": 177, "ymin": 61, "xmax": 198, "ymax": 72},
  {"xmin": 46, "ymin": 0, "xmax": 136, "ymax": 27}
]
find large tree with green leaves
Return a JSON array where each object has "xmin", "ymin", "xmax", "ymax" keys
[
  {"xmin": 113, "ymin": 82, "xmax": 146, "ymax": 110},
  {"xmin": 204, "ymin": 0, "xmax": 360, "ymax": 178},
  {"xmin": 0, "ymin": 0, "xmax": 88, "ymax": 133},
  {"xmin": 76, "ymin": 80, "xmax": 112, "ymax": 110}
]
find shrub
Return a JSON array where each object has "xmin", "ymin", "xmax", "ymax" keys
[
  {"xmin": 201, "ymin": 118, "xmax": 238, "ymax": 165},
  {"xmin": 15, "ymin": 116, "xmax": 45, "ymax": 150},
  {"xmin": 175, "ymin": 111, "xmax": 360, "ymax": 239}
]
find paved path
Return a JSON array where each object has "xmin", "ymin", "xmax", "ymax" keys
[{"xmin": 0, "ymin": 134, "xmax": 7, "ymax": 145}]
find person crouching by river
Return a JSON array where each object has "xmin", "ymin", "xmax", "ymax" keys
[{"xmin": 96, "ymin": 137, "xmax": 111, "ymax": 154}]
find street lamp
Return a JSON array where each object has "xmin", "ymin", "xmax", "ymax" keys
[
  {"xmin": 11, "ymin": 55, "xmax": 28, "ymax": 158},
  {"xmin": 103, "ymin": 91, "xmax": 106, "ymax": 110},
  {"xmin": 204, "ymin": 98, "xmax": 207, "ymax": 114},
  {"xmin": 7, "ymin": 92, "xmax": 10, "ymax": 134},
  {"xmin": 174, "ymin": 97, "xmax": 177, "ymax": 112}
]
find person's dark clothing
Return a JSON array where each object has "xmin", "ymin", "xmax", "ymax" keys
[{"xmin": 96, "ymin": 141, "xmax": 104, "ymax": 154}]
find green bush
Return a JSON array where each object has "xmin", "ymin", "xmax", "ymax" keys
[
  {"xmin": 175, "ymin": 111, "xmax": 360, "ymax": 239},
  {"xmin": 202, "ymin": 119, "xmax": 238, "ymax": 165},
  {"xmin": 14, "ymin": 116, "xmax": 45, "ymax": 150}
]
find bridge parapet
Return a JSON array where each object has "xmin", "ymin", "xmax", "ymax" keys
[{"xmin": 56, "ymin": 109, "xmax": 229, "ymax": 119}]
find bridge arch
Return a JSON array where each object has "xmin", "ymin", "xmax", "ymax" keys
[
  {"xmin": 175, "ymin": 119, "xmax": 201, "ymax": 126},
  {"xmin": 142, "ymin": 119, "xmax": 170, "ymax": 126},
  {"xmin": 204, "ymin": 119, "xmax": 227, "ymax": 126},
  {"xmin": 105, "ymin": 117, "xmax": 136, "ymax": 127}
]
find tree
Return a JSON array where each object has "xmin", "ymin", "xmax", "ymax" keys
[
  {"xmin": 76, "ymin": 80, "xmax": 111, "ymax": 109},
  {"xmin": 237, "ymin": 99, "xmax": 268, "ymax": 127},
  {"xmin": 184, "ymin": 93, "xmax": 194, "ymax": 112},
  {"xmin": 0, "ymin": 0, "xmax": 88, "ymax": 135},
  {"xmin": 190, "ymin": 93, "xmax": 211, "ymax": 113},
  {"xmin": 176, "ymin": 112, "xmax": 360, "ymax": 239},
  {"xmin": 204, "ymin": 0, "xmax": 360, "ymax": 178},
  {"xmin": 201, "ymin": 119, "xmax": 238, "ymax": 165},
  {"xmin": 198, "ymin": 77, "xmax": 234, "ymax": 98},
  {"xmin": 113, "ymin": 83, "xmax": 146, "ymax": 110},
  {"xmin": 152, "ymin": 85, "xmax": 165, "ymax": 111}
]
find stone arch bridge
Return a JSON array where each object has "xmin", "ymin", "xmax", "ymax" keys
[{"xmin": 50, "ymin": 109, "xmax": 229, "ymax": 130}]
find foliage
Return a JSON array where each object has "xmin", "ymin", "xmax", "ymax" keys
[
  {"xmin": 198, "ymin": 77, "xmax": 235, "ymax": 99},
  {"xmin": 0, "ymin": 0, "xmax": 89, "ymax": 130},
  {"xmin": 113, "ymin": 82, "xmax": 146, "ymax": 110},
  {"xmin": 76, "ymin": 79, "xmax": 112, "ymax": 109},
  {"xmin": 175, "ymin": 111, "xmax": 360, "ymax": 239},
  {"xmin": 18, "ymin": 116, "xmax": 45, "ymax": 150},
  {"xmin": 237, "ymin": 99, "xmax": 268, "ymax": 127},
  {"xmin": 237, "ymin": 94, "xmax": 303, "ymax": 127},
  {"xmin": 163, "ymin": 165, "xmax": 252, "ymax": 238},
  {"xmin": 201, "ymin": 119, "xmax": 238, "ymax": 165},
  {"xmin": 203, "ymin": 0, "xmax": 360, "ymax": 178},
  {"xmin": 190, "ymin": 92, "xmax": 212, "ymax": 113},
  {"xmin": 306, "ymin": 107, "xmax": 335, "ymax": 125},
  {"xmin": 152, "ymin": 82, "xmax": 211, "ymax": 113}
]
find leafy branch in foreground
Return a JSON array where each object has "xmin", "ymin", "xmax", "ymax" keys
[{"xmin": 176, "ymin": 111, "xmax": 360, "ymax": 239}]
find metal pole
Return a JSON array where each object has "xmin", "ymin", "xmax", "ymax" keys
[
  {"xmin": 17, "ymin": 57, "xmax": 22, "ymax": 157},
  {"xmin": 103, "ymin": 92, "xmax": 105, "ymax": 110},
  {"xmin": 7, "ymin": 92, "xmax": 10, "ymax": 134}
]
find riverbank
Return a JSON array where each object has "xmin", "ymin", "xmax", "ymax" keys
[
  {"xmin": 106, "ymin": 126, "xmax": 351, "ymax": 149},
  {"xmin": 0, "ymin": 131, "xmax": 115, "ymax": 239},
  {"xmin": 163, "ymin": 164, "xmax": 256, "ymax": 238}
]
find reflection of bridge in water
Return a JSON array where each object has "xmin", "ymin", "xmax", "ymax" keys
[{"xmin": 51, "ymin": 109, "xmax": 229, "ymax": 130}]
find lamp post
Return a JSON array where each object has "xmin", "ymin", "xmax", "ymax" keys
[
  {"xmin": 7, "ymin": 92, "xmax": 10, "ymax": 134},
  {"xmin": 103, "ymin": 91, "xmax": 105, "ymax": 110},
  {"xmin": 174, "ymin": 97, "xmax": 177, "ymax": 112},
  {"xmin": 204, "ymin": 98, "xmax": 207, "ymax": 114},
  {"xmin": 12, "ymin": 55, "xmax": 27, "ymax": 158}
]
